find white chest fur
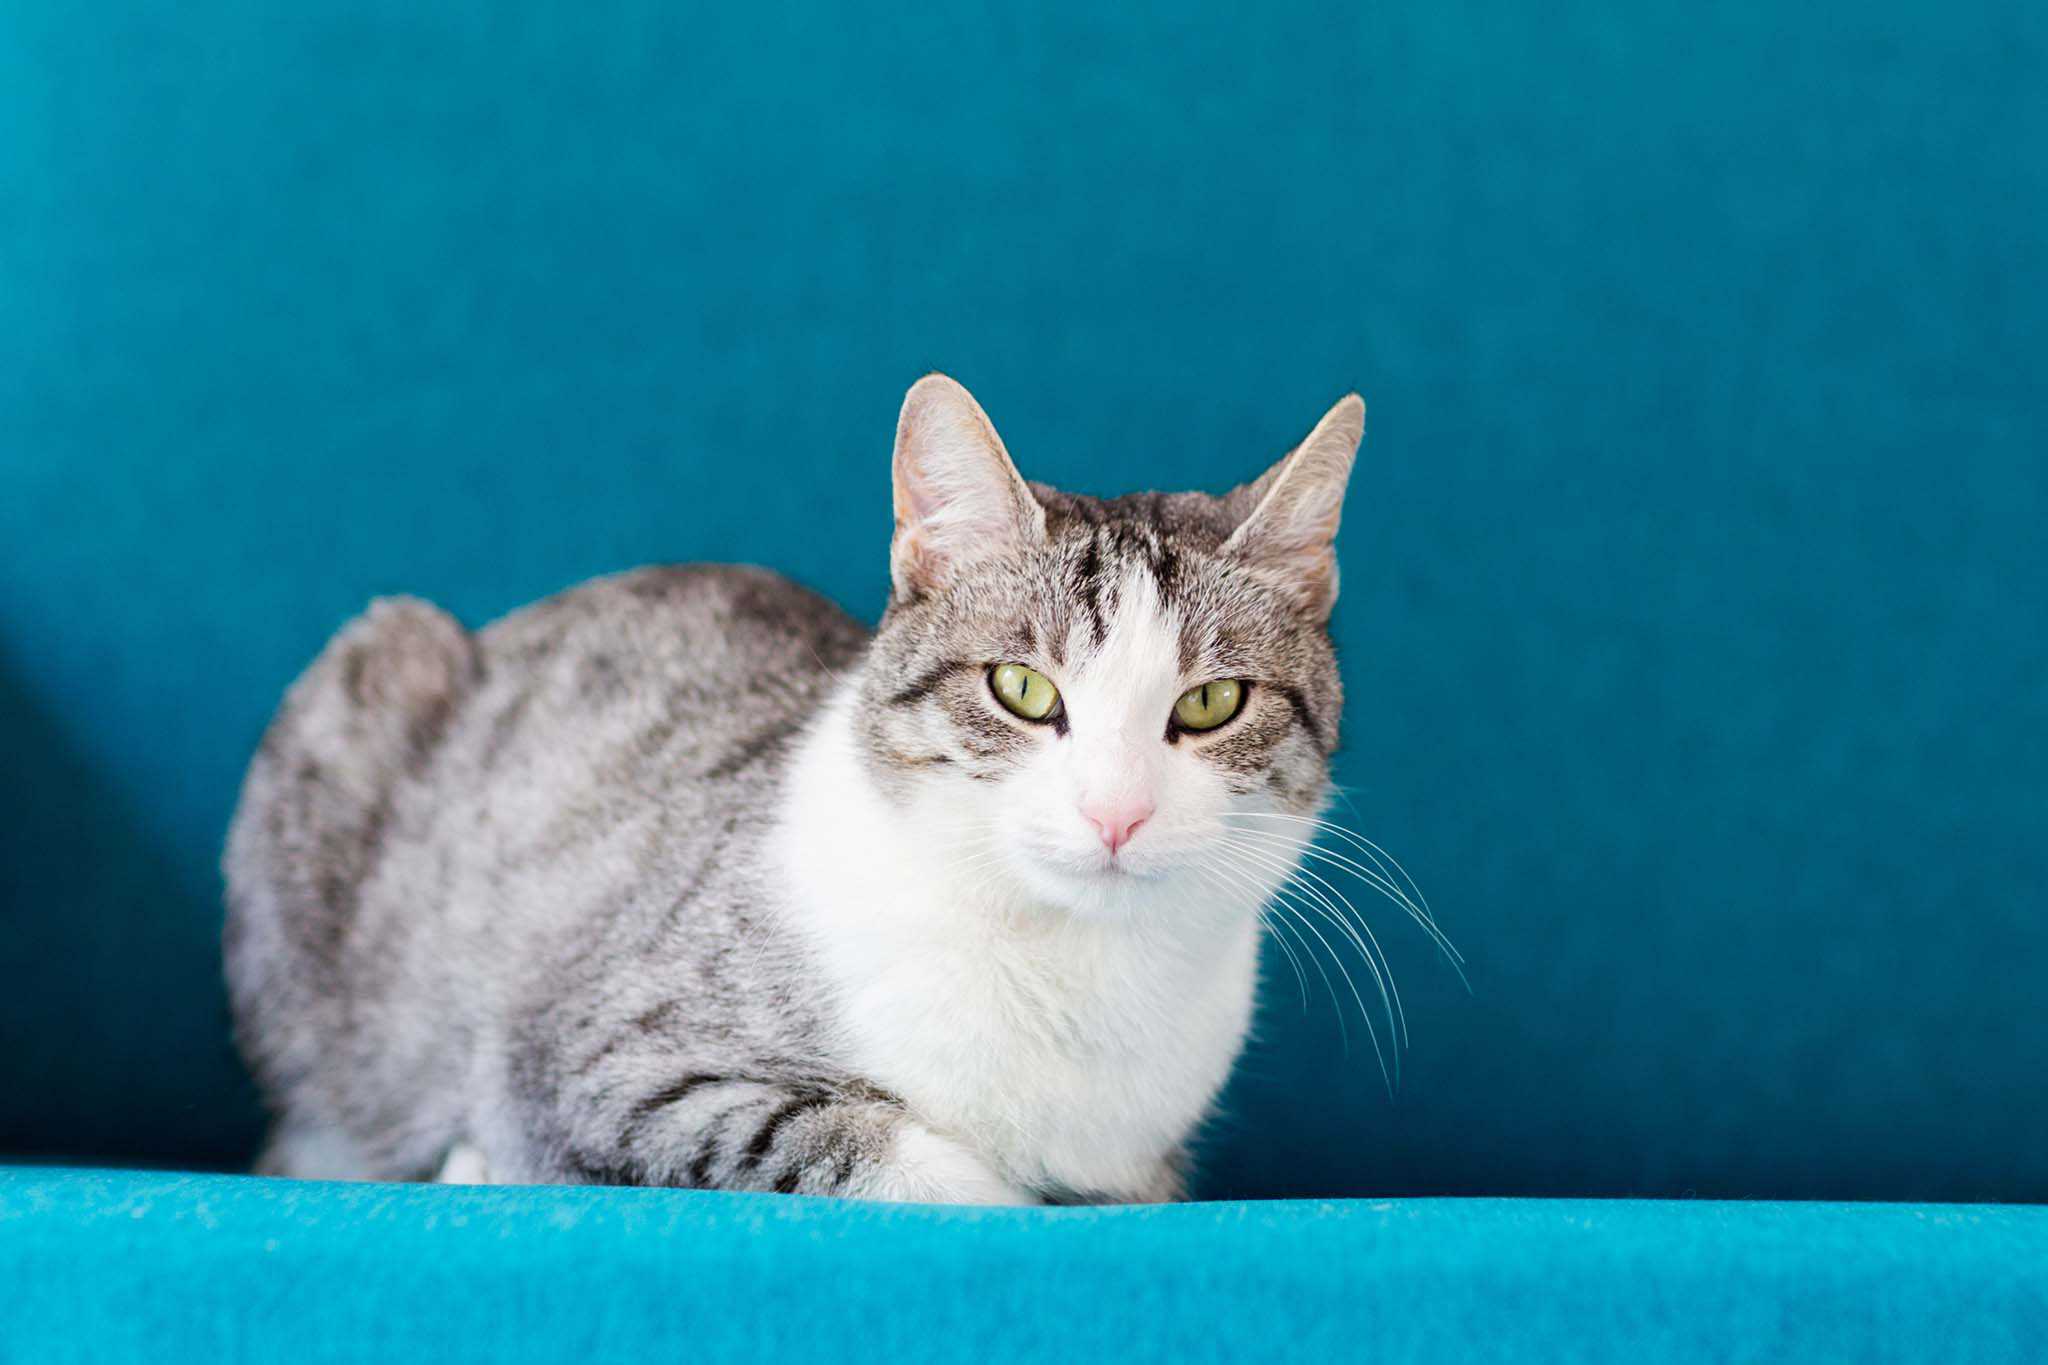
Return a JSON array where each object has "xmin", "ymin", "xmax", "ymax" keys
[{"xmin": 774, "ymin": 701, "xmax": 1263, "ymax": 1197}]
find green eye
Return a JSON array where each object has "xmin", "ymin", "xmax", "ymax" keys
[
  {"xmin": 1173, "ymin": 679, "xmax": 1245, "ymax": 732},
  {"xmin": 990, "ymin": 663, "xmax": 1061, "ymax": 722}
]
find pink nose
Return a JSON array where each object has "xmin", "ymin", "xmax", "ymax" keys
[{"xmin": 1082, "ymin": 799, "xmax": 1154, "ymax": 855}]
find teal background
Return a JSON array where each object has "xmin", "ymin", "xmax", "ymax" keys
[{"xmin": 2, "ymin": 1, "xmax": 2043, "ymax": 1205}]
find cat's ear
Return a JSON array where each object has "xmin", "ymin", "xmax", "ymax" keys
[
  {"xmin": 890, "ymin": 374, "xmax": 1046, "ymax": 600},
  {"xmin": 1222, "ymin": 394, "xmax": 1365, "ymax": 620}
]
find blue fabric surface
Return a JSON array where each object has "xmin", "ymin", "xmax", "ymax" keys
[
  {"xmin": 1, "ymin": 1169, "xmax": 2044, "ymax": 1364},
  {"xmin": 2, "ymin": 0, "xmax": 2044, "ymax": 1207}
]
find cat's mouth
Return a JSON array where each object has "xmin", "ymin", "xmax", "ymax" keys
[
  {"xmin": 1036, "ymin": 847, "xmax": 1167, "ymax": 884},
  {"xmin": 1002, "ymin": 832, "xmax": 1181, "ymax": 895}
]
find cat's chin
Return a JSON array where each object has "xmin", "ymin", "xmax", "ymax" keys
[{"xmin": 1001, "ymin": 852, "xmax": 1240, "ymax": 925}]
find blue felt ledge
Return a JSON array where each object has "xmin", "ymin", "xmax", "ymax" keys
[{"xmin": 1, "ymin": 1168, "xmax": 2043, "ymax": 1365}]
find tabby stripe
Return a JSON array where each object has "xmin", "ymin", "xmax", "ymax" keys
[
  {"xmin": 886, "ymin": 660, "xmax": 969, "ymax": 707},
  {"xmin": 475, "ymin": 689, "xmax": 535, "ymax": 772},
  {"xmin": 622, "ymin": 1073, "xmax": 733, "ymax": 1147},
  {"xmin": 687, "ymin": 1138, "xmax": 718, "ymax": 1187},
  {"xmin": 1271, "ymin": 683, "xmax": 1328, "ymax": 750},
  {"xmin": 574, "ymin": 999, "xmax": 680, "ymax": 1076},
  {"xmin": 566, "ymin": 1153, "xmax": 639, "ymax": 1187},
  {"xmin": 738, "ymin": 1093, "xmax": 833, "ymax": 1171},
  {"xmin": 702, "ymin": 716, "xmax": 806, "ymax": 780},
  {"xmin": 1149, "ymin": 539, "xmax": 1181, "ymax": 612},
  {"xmin": 1076, "ymin": 533, "xmax": 1107, "ymax": 644}
]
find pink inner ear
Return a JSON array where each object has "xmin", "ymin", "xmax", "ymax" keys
[
  {"xmin": 894, "ymin": 458, "xmax": 947, "ymax": 531},
  {"xmin": 889, "ymin": 387, "xmax": 1047, "ymax": 599},
  {"xmin": 890, "ymin": 524, "xmax": 951, "ymax": 596},
  {"xmin": 895, "ymin": 405, "xmax": 1010, "ymax": 535},
  {"xmin": 1220, "ymin": 398, "xmax": 1361, "ymax": 617}
]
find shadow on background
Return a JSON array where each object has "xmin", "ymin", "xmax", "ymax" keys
[{"xmin": 0, "ymin": 649, "xmax": 264, "ymax": 1169}]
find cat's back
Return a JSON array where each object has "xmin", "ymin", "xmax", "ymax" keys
[
  {"xmin": 462, "ymin": 564, "xmax": 871, "ymax": 798},
  {"xmin": 419, "ymin": 560, "xmax": 876, "ymax": 925}
]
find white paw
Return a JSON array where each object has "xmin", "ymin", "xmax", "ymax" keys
[
  {"xmin": 850, "ymin": 1126, "xmax": 1035, "ymax": 1206},
  {"xmin": 435, "ymin": 1142, "xmax": 492, "ymax": 1185}
]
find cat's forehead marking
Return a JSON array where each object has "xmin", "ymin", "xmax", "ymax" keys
[
  {"xmin": 1069, "ymin": 564, "xmax": 1176, "ymax": 685},
  {"xmin": 1051, "ymin": 517, "xmax": 1267, "ymax": 693},
  {"xmin": 1059, "ymin": 525, "xmax": 1176, "ymax": 679}
]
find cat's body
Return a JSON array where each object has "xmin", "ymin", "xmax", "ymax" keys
[{"xmin": 227, "ymin": 376, "xmax": 1366, "ymax": 1203}]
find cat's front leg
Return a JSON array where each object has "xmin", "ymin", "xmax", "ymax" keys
[
  {"xmin": 850, "ymin": 1121, "xmax": 1036, "ymax": 1206},
  {"xmin": 532, "ymin": 1077, "xmax": 1036, "ymax": 1205},
  {"xmin": 435, "ymin": 1143, "xmax": 492, "ymax": 1185}
]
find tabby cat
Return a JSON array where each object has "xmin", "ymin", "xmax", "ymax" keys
[{"xmin": 225, "ymin": 374, "xmax": 1375, "ymax": 1203}]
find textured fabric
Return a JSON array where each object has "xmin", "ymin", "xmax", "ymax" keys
[
  {"xmin": 1, "ymin": 0, "xmax": 2044, "ymax": 1205},
  {"xmin": 0, "ymin": 1169, "xmax": 2043, "ymax": 1364}
]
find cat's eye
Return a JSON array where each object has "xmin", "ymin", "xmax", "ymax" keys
[
  {"xmin": 990, "ymin": 663, "xmax": 1061, "ymax": 722},
  {"xmin": 1172, "ymin": 679, "xmax": 1245, "ymax": 733}
]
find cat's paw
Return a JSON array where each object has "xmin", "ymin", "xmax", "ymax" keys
[
  {"xmin": 852, "ymin": 1126, "xmax": 1035, "ymax": 1206},
  {"xmin": 434, "ymin": 1142, "xmax": 492, "ymax": 1185}
]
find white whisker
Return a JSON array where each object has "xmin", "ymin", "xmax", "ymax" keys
[
  {"xmin": 1223, "ymin": 823, "xmax": 1467, "ymax": 983},
  {"xmin": 1267, "ymin": 888, "xmax": 1387, "ymax": 1085},
  {"xmin": 1226, "ymin": 813, "xmax": 1431, "ymax": 927},
  {"xmin": 1205, "ymin": 843, "xmax": 1390, "ymax": 1083},
  {"xmin": 1195, "ymin": 852, "xmax": 1353, "ymax": 1055},
  {"xmin": 1218, "ymin": 835, "xmax": 1404, "ymax": 1067},
  {"xmin": 1229, "ymin": 811, "xmax": 1439, "ymax": 929},
  {"xmin": 1189, "ymin": 859, "xmax": 1308, "ymax": 1010}
]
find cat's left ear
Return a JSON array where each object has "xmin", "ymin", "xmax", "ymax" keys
[
  {"xmin": 890, "ymin": 374, "xmax": 1047, "ymax": 601},
  {"xmin": 1222, "ymin": 394, "xmax": 1365, "ymax": 620}
]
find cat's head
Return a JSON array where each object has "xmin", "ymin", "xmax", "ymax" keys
[{"xmin": 857, "ymin": 374, "xmax": 1360, "ymax": 920}]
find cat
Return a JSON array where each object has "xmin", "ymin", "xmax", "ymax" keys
[{"xmin": 224, "ymin": 374, "xmax": 1368, "ymax": 1204}]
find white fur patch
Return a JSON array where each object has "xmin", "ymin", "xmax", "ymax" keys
[
  {"xmin": 845, "ymin": 1126, "xmax": 1035, "ymax": 1205},
  {"xmin": 435, "ymin": 1143, "xmax": 492, "ymax": 1185}
]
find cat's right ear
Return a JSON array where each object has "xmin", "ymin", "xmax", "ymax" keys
[
  {"xmin": 890, "ymin": 374, "xmax": 1046, "ymax": 601},
  {"xmin": 1221, "ymin": 394, "xmax": 1365, "ymax": 620}
]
